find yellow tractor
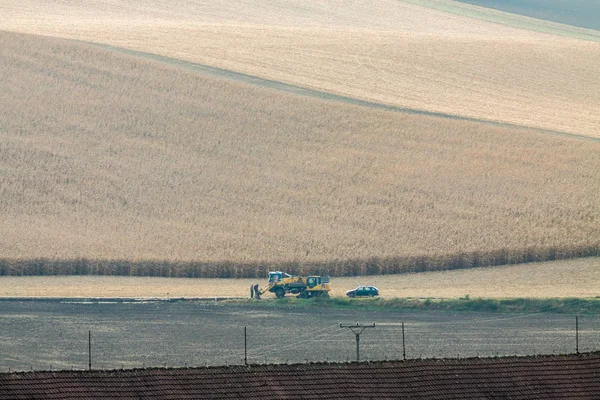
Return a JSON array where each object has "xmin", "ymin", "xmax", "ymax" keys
[{"xmin": 256, "ymin": 271, "xmax": 331, "ymax": 299}]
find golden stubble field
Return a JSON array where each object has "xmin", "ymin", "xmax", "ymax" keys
[
  {"xmin": 1, "ymin": 0, "xmax": 599, "ymax": 137},
  {"xmin": 1, "ymin": 31, "xmax": 599, "ymax": 264},
  {"xmin": 1, "ymin": 258, "xmax": 598, "ymax": 299}
]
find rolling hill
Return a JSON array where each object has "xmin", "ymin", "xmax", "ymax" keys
[
  {"xmin": 455, "ymin": 0, "xmax": 600, "ymax": 31},
  {"xmin": 1, "ymin": 0, "xmax": 599, "ymax": 137}
]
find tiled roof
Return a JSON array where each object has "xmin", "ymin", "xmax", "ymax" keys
[{"xmin": 1, "ymin": 352, "xmax": 599, "ymax": 399}]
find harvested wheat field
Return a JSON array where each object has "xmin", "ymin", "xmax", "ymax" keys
[
  {"xmin": 1, "ymin": 258, "xmax": 598, "ymax": 299},
  {"xmin": 1, "ymin": 0, "xmax": 599, "ymax": 137},
  {"xmin": 0, "ymin": 31, "xmax": 598, "ymax": 266}
]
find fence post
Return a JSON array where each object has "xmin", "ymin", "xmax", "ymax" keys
[
  {"xmin": 576, "ymin": 316, "xmax": 579, "ymax": 354},
  {"xmin": 88, "ymin": 331, "xmax": 92, "ymax": 371},
  {"xmin": 402, "ymin": 322, "xmax": 406, "ymax": 360},
  {"xmin": 244, "ymin": 326, "xmax": 247, "ymax": 365}
]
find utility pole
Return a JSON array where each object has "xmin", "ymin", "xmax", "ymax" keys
[
  {"xmin": 340, "ymin": 322, "xmax": 375, "ymax": 362},
  {"xmin": 402, "ymin": 322, "xmax": 406, "ymax": 360}
]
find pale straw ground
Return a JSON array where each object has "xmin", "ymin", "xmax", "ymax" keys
[
  {"xmin": 1, "ymin": 32, "xmax": 599, "ymax": 263},
  {"xmin": 1, "ymin": 0, "xmax": 599, "ymax": 137},
  {"xmin": 1, "ymin": 258, "xmax": 598, "ymax": 299}
]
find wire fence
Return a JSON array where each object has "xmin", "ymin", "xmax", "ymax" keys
[{"xmin": 1, "ymin": 299, "xmax": 598, "ymax": 372}]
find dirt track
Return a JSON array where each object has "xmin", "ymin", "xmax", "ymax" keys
[
  {"xmin": 3, "ymin": 1, "xmax": 599, "ymax": 137},
  {"xmin": 85, "ymin": 41, "xmax": 599, "ymax": 143}
]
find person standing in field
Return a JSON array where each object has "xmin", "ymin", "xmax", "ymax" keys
[
  {"xmin": 250, "ymin": 285, "xmax": 254, "ymax": 298},
  {"xmin": 254, "ymin": 284, "xmax": 260, "ymax": 299}
]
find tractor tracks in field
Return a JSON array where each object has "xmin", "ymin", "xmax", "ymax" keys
[
  {"xmin": 83, "ymin": 40, "xmax": 599, "ymax": 143},
  {"xmin": 0, "ymin": 297, "xmax": 245, "ymax": 303}
]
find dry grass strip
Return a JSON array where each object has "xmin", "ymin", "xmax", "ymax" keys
[{"xmin": 1, "ymin": 257, "xmax": 598, "ymax": 299}]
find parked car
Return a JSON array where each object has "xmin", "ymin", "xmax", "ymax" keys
[{"xmin": 346, "ymin": 285, "xmax": 379, "ymax": 298}]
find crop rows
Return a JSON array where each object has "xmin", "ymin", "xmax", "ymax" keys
[
  {"xmin": 1, "ymin": 245, "xmax": 598, "ymax": 278},
  {"xmin": 1, "ymin": 32, "xmax": 599, "ymax": 270}
]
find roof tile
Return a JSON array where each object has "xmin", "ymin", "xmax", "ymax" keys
[{"xmin": 1, "ymin": 353, "xmax": 599, "ymax": 399}]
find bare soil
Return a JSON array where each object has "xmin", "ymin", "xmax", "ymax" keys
[{"xmin": 0, "ymin": 300, "xmax": 597, "ymax": 371}]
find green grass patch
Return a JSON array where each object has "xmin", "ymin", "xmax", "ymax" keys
[{"xmin": 221, "ymin": 296, "xmax": 600, "ymax": 314}]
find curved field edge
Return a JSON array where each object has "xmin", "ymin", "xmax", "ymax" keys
[
  {"xmin": 1, "ymin": 246, "xmax": 598, "ymax": 278},
  {"xmin": 454, "ymin": 0, "xmax": 600, "ymax": 32},
  {"xmin": 221, "ymin": 297, "xmax": 600, "ymax": 315},
  {"xmin": 2, "ymin": 257, "xmax": 597, "ymax": 299},
  {"xmin": 406, "ymin": 0, "xmax": 600, "ymax": 42},
  {"xmin": 82, "ymin": 41, "xmax": 600, "ymax": 144},
  {"xmin": 3, "ymin": 3, "xmax": 600, "ymax": 138}
]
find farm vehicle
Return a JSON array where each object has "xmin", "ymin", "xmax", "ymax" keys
[{"xmin": 255, "ymin": 271, "xmax": 332, "ymax": 299}]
